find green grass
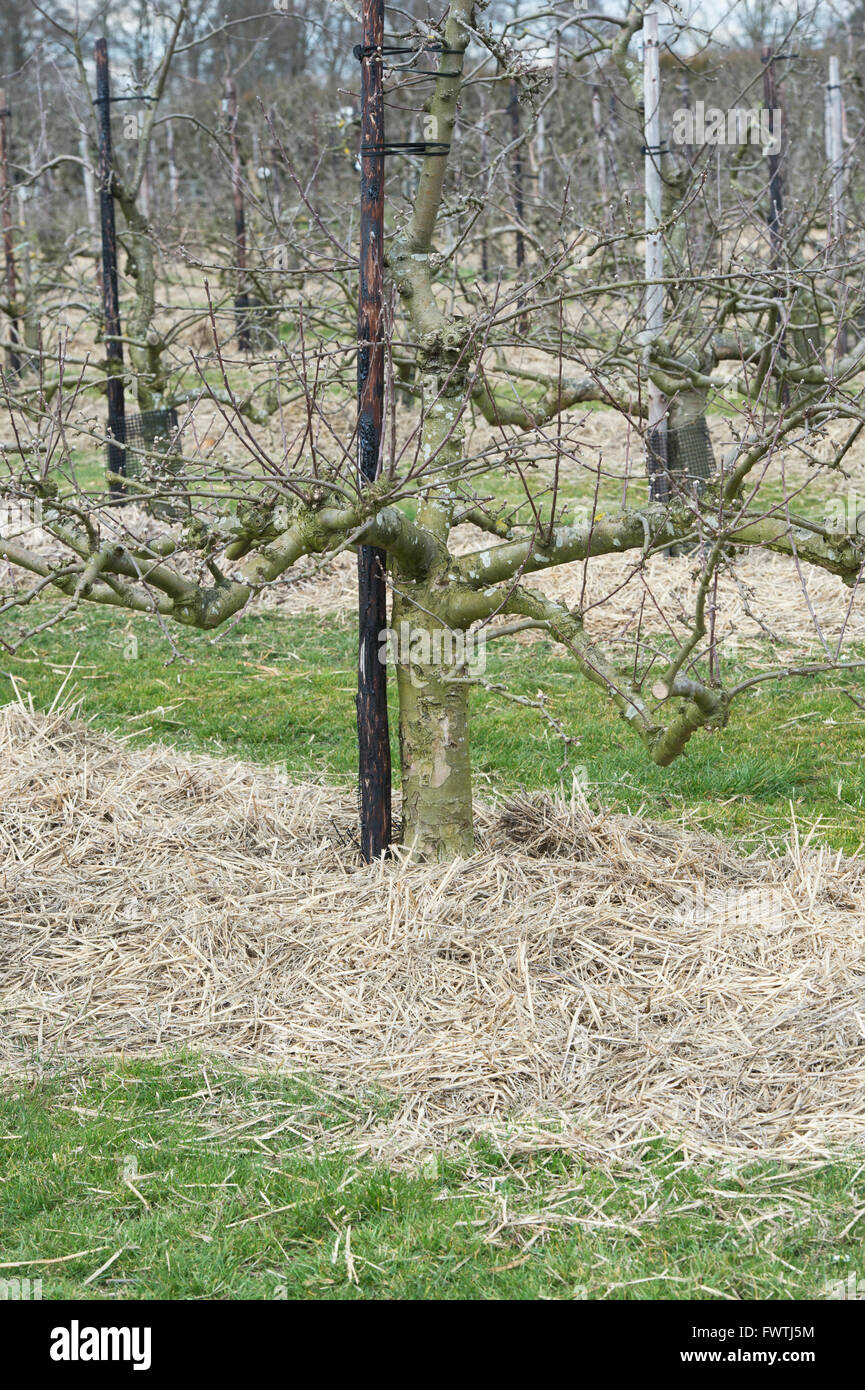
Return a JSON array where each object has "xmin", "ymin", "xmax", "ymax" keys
[
  {"xmin": 3, "ymin": 602, "xmax": 865, "ymax": 852},
  {"xmin": 2, "ymin": 1056, "xmax": 862, "ymax": 1300},
  {"xmin": 3, "ymin": 562, "xmax": 865, "ymax": 1300}
]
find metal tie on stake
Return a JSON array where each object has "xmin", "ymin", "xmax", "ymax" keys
[
  {"xmin": 352, "ymin": 42, "xmax": 462, "ymax": 77},
  {"xmin": 352, "ymin": 41, "xmax": 457, "ymax": 156}
]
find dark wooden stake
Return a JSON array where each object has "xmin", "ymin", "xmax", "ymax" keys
[
  {"xmin": 356, "ymin": 0, "xmax": 391, "ymax": 861},
  {"xmin": 762, "ymin": 46, "xmax": 787, "ymax": 400},
  {"xmin": 224, "ymin": 75, "xmax": 251, "ymax": 351},
  {"xmin": 762, "ymin": 47, "xmax": 783, "ymax": 265},
  {"xmin": 95, "ymin": 39, "xmax": 126, "ymax": 491},
  {"xmin": 479, "ymin": 84, "xmax": 490, "ymax": 281},
  {"xmin": 827, "ymin": 55, "xmax": 849, "ymax": 358},
  {"xmin": 0, "ymin": 91, "xmax": 21, "ymax": 376},
  {"xmin": 508, "ymin": 79, "xmax": 525, "ymax": 278}
]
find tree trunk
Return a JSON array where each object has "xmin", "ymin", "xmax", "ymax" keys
[{"xmin": 393, "ymin": 600, "xmax": 475, "ymax": 860}]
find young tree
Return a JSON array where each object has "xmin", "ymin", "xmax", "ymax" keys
[{"xmin": 3, "ymin": 0, "xmax": 865, "ymax": 860}]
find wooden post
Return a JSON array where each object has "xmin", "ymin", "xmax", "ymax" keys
[
  {"xmin": 268, "ymin": 108, "xmax": 282, "ymax": 221},
  {"xmin": 95, "ymin": 39, "xmax": 126, "ymax": 491},
  {"xmin": 0, "ymin": 92, "xmax": 21, "ymax": 377},
  {"xmin": 828, "ymin": 55, "xmax": 848, "ymax": 357},
  {"xmin": 643, "ymin": 9, "xmax": 667, "ymax": 501},
  {"xmin": 679, "ymin": 66, "xmax": 694, "ymax": 173},
  {"xmin": 140, "ymin": 141, "xmax": 153, "ymax": 223},
  {"xmin": 591, "ymin": 86, "xmax": 609, "ymax": 228},
  {"xmin": 479, "ymin": 83, "xmax": 489, "ymax": 281},
  {"xmin": 761, "ymin": 46, "xmax": 787, "ymax": 398},
  {"xmin": 309, "ymin": 109, "xmax": 319, "ymax": 214},
  {"xmin": 762, "ymin": 47, "xmax": 783, "ymax": 266},
  {"xmin": 356, "ymin": 0, "xmax": 391, "ymax": 861},
  {"xmin": 534, "ymin": 109, "xmax": 545, "ymax": 202},
  {"xmin": 507, "ymin": 76, "xmax": 527, "ymax": 331},
  {"xmin": 508, "ymin": 78, "xmax": 525, "ymax": 278},
  {"xmin": 224, "ymin": 75, "xmax": 251, "ymax": 352},
  {"xmin": 165, "ymin": 119, "xmax": 179, "ymax": 208},
  {"xmin": 79, "ymin": 127, "xmax": 97, "ymax": 234},
  {"xmin": 15, "ymin": 183, "xmax": 35, "ymax": 364},
  {"xmin": 606, "ymin": 92, "xmax": 619, "ymax": 186}
]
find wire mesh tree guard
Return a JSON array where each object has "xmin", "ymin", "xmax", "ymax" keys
[
  {"xmin": 105, "ymin": 408, "xmax": 181, "ymax": 475},
  {"xmin": 104, "ymin": 408, "xmax": 185, "ymax": 519},
  {"xmin": 649, "ymin": 418, "xmax": 716, "ymax": 504}
]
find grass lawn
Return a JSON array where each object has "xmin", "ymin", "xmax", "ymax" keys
[
  {"xmin": 3, "ymin": 601, "xmax": 865, "ymax": 852},
  {"xmin": 2, "ymin": 1056, "xmax": 863, "ymax": 1301},
  {"xmin": 2, "ymin": 587, "xmax": 865, "ymax": 1300}
]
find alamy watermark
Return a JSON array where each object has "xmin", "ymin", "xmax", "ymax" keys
[
  {"xmin": 0, "ymin": 1276, "xmax": 42, "ymax": 1299},
  {"xmin": 378, "ymin": 620, "xmax": 487, "ymax": 684},
  {"xmin": 50, "ymin": 1322, "xmax": 151, "ymax": 1371},
  {"xmin": 671, "ymin": 101, "xmax": 781, "ymax": 155},
  {"xmin": 821, "ymin": 488, "xmax": 865, "ymax": 536},
  {"xmin": 824, "ymin": 1270, "xmax": 865, "ymax": 1300},
  {"xmin": 0, "ymin": 498, "xmax": 42, "ymax": 538},
  {"xmin": 675, "ymin": 885, "xmax": 789, "ymax": 932}
]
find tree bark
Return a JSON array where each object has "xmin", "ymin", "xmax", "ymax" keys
[{"xmin": 393, "ymin": 599, "xmax": 475, "ymax": 860}]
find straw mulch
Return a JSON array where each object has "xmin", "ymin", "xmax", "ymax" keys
[{"xmin": 2, "ymin": 702, "xmax": 865, "ymax": 1161}]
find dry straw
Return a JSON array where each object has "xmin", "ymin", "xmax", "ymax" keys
[{"xmin": 2, "ymin": 702, "xmax": 865, "ymax": 1161}]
